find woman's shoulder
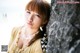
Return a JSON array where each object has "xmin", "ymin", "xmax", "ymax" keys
[
  {"xmin": 11, "ymin": 26, "xmax": 22, "ymax": 38},
  {"xmin": 30, "ymin": 38, "xmax": 41, "ymax": 48},
  {"xmin": 30, "ymin": 38, "xmax": 43, "ymax": 53},
  {"xmin": 12, "ymin": 26, "xmax": 21, "ymax": 32}
]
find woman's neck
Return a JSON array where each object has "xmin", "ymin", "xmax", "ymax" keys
[{"xmin": 22, "ymin": 26, "xmax": 39, "ymax": 36}]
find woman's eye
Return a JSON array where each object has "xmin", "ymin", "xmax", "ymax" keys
[
  {"xmin": 26, "ymin": 10, "xmax": 31, "ymax": 14},
  {"xmin": 37, "ymin": 15, "xmax": 40, "ymax": 18},
  {"xmin": 27, "ymin": 11, "xmax": 30, "ymax": 14},
  {"xmin": 36, "ymin": 14, "xmax": 40, "ymax": 18}
]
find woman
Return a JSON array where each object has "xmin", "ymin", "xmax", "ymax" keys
[{"xmin": 7, "ymin": 0, "xmax": 50, "ymax": 53}]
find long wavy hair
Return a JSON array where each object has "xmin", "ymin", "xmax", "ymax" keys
[{"xmin": 25, "ymin": 0, "xmax": 51, "ymax": 46}]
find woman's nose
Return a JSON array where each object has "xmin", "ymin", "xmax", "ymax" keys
[{"xmin": 28, "ymin": 14, "xmax": 33, "ymax": 22}]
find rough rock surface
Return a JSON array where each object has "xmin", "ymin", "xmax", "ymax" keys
[{"xmin": 46, "ymin": 0, "xmax": 80, "ymax": 53}]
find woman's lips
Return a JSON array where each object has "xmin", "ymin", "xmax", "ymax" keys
[{"xmin": 27, "ymin": 22, "xmax": 32, "ymax": 25}]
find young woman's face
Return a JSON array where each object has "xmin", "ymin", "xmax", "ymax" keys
[{"xmin": 25, "ymin": 10, "xmax": 43, "ymax": 30}]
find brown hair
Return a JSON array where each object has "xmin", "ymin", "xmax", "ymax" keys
[
  {"xmin": 25, "ymin": 0, "xmax": 50, "ymax": 22},
  {"xmin": 25, "ymin": 0, "xmax": 51, "ymax": 46}
]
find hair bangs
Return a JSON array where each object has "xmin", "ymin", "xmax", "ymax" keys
[{"xmin": 25, "ymin": 1, "xmax": 46, "ymax": 19}]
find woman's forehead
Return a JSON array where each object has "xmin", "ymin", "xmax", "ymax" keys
[
  {"xmin": 26, "ymin": 9, "xmax": 39, "ymax": 15},
  {"xmin": 26, "ymin": 5, "xmax": 39, "ymax": 13},
  {"xmin": 25, "ymin": 1, "xmax": 44, "ymax": 15}
]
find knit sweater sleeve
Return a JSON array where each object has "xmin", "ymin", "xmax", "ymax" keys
[{"xmin": 7, "ymin": 27, "xmax": 20, "ymax": 53}]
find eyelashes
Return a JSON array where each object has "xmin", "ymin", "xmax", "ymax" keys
[
  {"xmin": 26, "ymin": 10, "xmax": 41, "ymax": 18},
  {"xmin": 36, "ymin": 14, "xmax": 41, "ymax": 18},
  {"xmin": 26, "ymin": 10, "xmax": 31, "ymax": 14}
]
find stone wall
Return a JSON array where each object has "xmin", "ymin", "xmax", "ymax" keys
[{"xmin": 46, "ymin": 0, "xmax": 80, "ymax": 53}]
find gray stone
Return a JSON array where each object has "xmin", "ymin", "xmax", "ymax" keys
[{"xmin": 46, "ymin": 0, "xmax": 80, "ymax": 53}]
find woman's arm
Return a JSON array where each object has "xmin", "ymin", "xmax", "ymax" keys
[
  {"xmin": 7, "ymin": 27, "xmax": 20, "ymax": 53},
  {"xmin": 8, "ymin": 27, "xmax": 17, "ymax": 48}
]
